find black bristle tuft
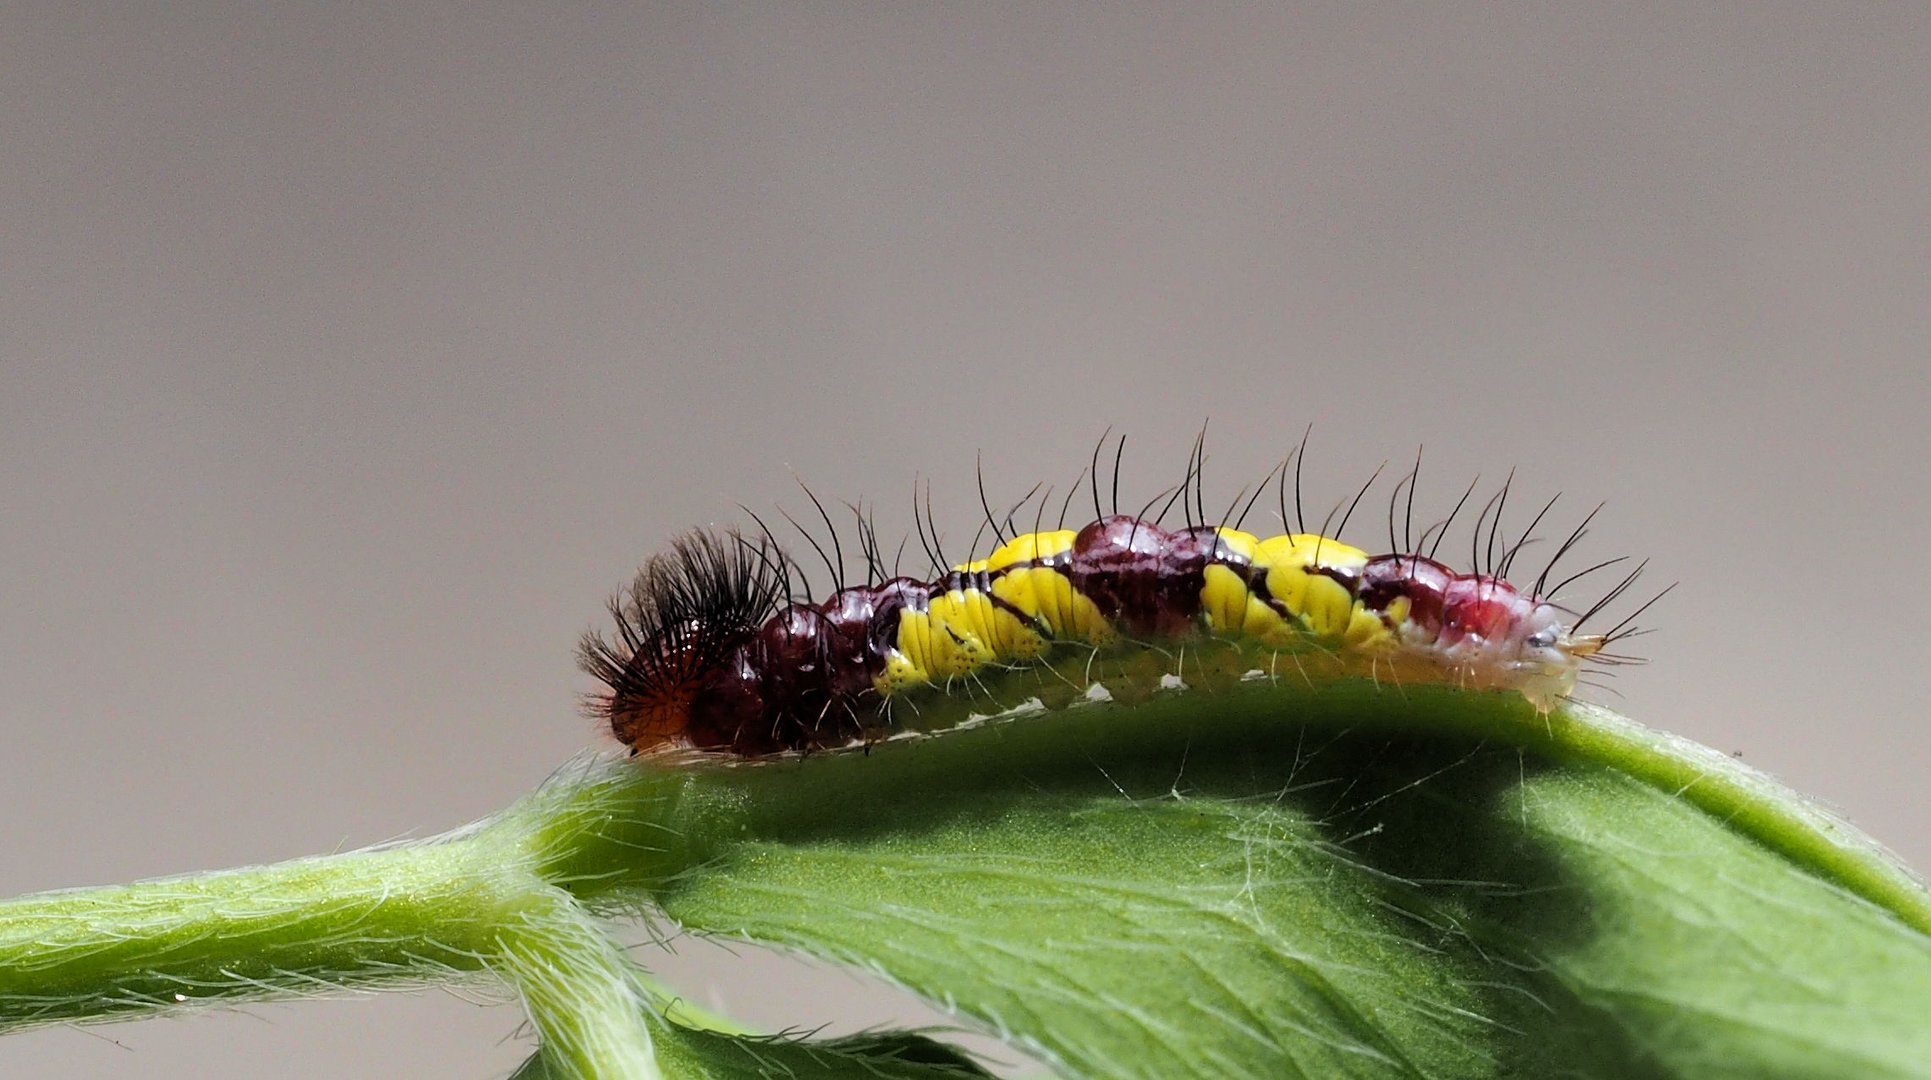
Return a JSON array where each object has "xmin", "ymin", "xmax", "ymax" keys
[{"xmin": 578, "ymin": 529, "xmax": 786, "ymax": 720}]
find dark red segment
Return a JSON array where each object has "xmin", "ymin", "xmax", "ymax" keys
[
  {"xmin": 1440, "ymin": 575, "xmax": 1524, "ymax": 643},
  {"xmin": 1065, "ymin": 516, "xmax": 1215, "ymax": 637},
  {"xmin": 1360, "ymin": 553, "xmax": 1536, "ymax": 646},
  {"xmin": 1359, "ymin": 554, "xmax": 1455, "ymax": 629},
  {"xmin": 686, "ymin": 578, "xmax": 930, "ymax": 754}
]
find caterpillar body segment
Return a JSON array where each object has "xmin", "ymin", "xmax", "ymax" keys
[{"xmin": 585, "ymin": 511, "xmax": 1610, "ymax": 757}]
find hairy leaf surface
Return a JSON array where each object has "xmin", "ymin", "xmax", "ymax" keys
[{"xmin": 594, "ymin": 686, "xmax": 1931, "ymax": 1079}]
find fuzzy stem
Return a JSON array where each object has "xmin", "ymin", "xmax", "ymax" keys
[
  {"xmin": 0, "ymin": 802, "xmax": 669, "ymax": 1073},
  {"xmin": 494, "ymin": 886, "xmax": 663, "ymax": 1080},
  {"xmin": 0, "ymin": 836, "xmax": 517, "ymax": 1031}
]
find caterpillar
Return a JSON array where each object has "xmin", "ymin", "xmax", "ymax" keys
[{"xmin": 580, "ymin": 437, "xmax": 1657, "ymax": 757}]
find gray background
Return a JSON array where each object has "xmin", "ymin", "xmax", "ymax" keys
[{"xmin": 3, "ymin": 4, "xmax": 1928, "ymax": 1077}]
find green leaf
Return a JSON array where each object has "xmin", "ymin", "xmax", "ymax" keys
[
  {"xmin": 583, "ymin": 683, "xmax": 1931, "ymax": 1079},
  {"xmin": 643, "ymin": 1026, "xmax": 997, "ymax": 1079}
]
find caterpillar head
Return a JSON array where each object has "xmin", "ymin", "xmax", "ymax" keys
[
  {"xmin": 1508, "ymin": 605, "xmax": 1604, "ymax": 710},
  {"xmin": 1427, "ymin": 578, "xmax": 1604, "ymax": 711}
]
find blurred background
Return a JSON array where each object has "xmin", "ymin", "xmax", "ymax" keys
[{"xmin": 3, "ymin": 4, "xmax": 1928, "ymax": 1076}]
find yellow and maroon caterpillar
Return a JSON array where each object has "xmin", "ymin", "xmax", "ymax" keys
[{"xmin": 581, "ymin": 460, "xmax": 1649, "ymax": 756}]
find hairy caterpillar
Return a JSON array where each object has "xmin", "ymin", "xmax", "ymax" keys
[{"xmin": 581, "ymin": 436, "xmax": 1657, "ymax": 757}]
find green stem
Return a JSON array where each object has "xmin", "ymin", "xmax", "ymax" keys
[
  {"xmin": 0, "ymin": 799, "xmax": 673, "ymax": 1073},
  {"xmin": 494, "ymin": 885, "xmax": 662, "ymax": 1080},
  {"xmin": 0, "ymin": 836, "xmax": 515, "ymax": 1031}
]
